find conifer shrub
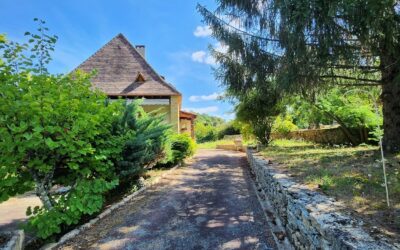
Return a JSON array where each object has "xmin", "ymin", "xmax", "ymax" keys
[{"xmin": 113, "ymin": 101, "xmax": 172, "ymax": 179}]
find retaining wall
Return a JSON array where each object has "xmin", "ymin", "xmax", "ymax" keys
[
  {"xmin": 0, "ymin": 231, "xmax": 24, "ymax": 250},
  {"xmin": 247, "ymin": 149, "xmax": 397, "ymax": 250},
  {"xmin": 271, "ymin": 127, "xmax": 368, "ymax": 145}
]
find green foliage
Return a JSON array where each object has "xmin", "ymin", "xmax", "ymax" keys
[
  {"xmin": 235, "ymin": 87, "xmax": 282, "ymax": 146},
  {"xmin": 0, "ymin": 20, "xmax": 178, "ymax": 239},
  {"xmin": 316, "ymin": 88, "xmax": 382, "ymax": 130},
  {"xmin": 232, "ymin": 120, "xmax": 254, "ymax": 141},
  {"xmin": 195, "ymin": 122, "xmax": 219, "ymax": 143},
  {"xmin": 113, "ymin": 101, "xmax": 172, "ymax": 178},
  {"xmin": 0, "ymin": 65, "xmax": 123, "ymax": 237},
  {"xmin": 198, "ymin": 0, "xmax": 400, "ymax": 152},
  {"xmin": 272, "ymin": 115, "xmax": 298, "ymax": 136},
  {"xmin": 282, "ymin": 87, "xmax": 382, "ymax": 144},
  {"xmin": 217, "ymin": 122, "xmax": 240, "ymax": 139},
  {"xmin": 0, "ymin": 25, "xmax": 124, "ymax": 235},
  {"xmin": 169, "ymin": 133, "xmax": 196, "ymax": 164},
  {"xmin": 194, "ymin": 113, "xmax": 226, "ymax": 143},
  {"xmin": 283, "ymin": 96, "xmax": 331, "ymax": 129},
  {"xmin": 195, "ymin": 113, "xmax": 224, "ymax": 127}
]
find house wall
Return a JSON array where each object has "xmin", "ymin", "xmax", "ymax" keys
[
  {"xmin": 170, "ymin": 96, "xmax": 180, "ymax": 133},
  {"xmin": 142, "ymin": 105, "xmax": 171, "ymax": 124},
  {"xmin": 141, "ymin": 97, "xmax": 180, "ymax": 133},
  {"xmin": 180, "ymin": 119, "xmax": 192, "ymax": 136}
]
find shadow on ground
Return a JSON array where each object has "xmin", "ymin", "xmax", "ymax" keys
[{"xmin": 60, "ymin": 150, "xmax": 276, "ymax": 250}]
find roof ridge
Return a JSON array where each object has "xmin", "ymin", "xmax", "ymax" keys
[{"xmin": 116, "ymin": 34, "xmax": 181, "ymax": 95}]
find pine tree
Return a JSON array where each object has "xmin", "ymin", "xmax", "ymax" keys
[{"xmin": 198, "ymin": 0, "xmax": 400, "ymax": 153}]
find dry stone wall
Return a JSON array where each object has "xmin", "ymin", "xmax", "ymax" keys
[
  {"xmin": 0, "ymin": 230, "xmax": 24, "ymax": 250},
  {"xmin": 247, "ymin": 149, "xmax": 397, "ymax": 250},
  {"xmin": 271, "ymin": 127, "xmax": 367, "ymax": 145}
]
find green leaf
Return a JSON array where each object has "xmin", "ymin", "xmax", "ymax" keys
[{"xmin": 45, "ymin": 138, "xmax": 58, "ymax": 150}]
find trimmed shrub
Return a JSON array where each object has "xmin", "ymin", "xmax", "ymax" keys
[{"xmin": 169, "ymin": 133, "xmax": 196, "ymax": 164}]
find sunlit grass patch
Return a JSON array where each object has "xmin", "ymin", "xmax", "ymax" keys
[
  {"xmin": 197, "ymin": 139, "xmax": 235, "ymax": 149},
  {"xmin": 261, "ymin": 139, "xmax": 400, "ymax": 237},
  {"xmin": 197, "ymin": 139, "xmax": 256, "ymax": 149}
]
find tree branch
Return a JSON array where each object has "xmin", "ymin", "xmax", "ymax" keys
[{"xmin": 320, "ymin": 75, "xmax": 382, "ymax": 84}]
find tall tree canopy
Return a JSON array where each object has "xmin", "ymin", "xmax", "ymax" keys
[{"xmin": 198, "ymin": 0, "xmax": 400, "ymax": 152}]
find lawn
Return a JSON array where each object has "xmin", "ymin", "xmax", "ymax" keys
[
  {"xmin": 197, "ymin": 139, "xmax": 236, "ymax": 149},
  {"xmin": 197, "ymin": 139, "xmax": 256, "ymax": 149},
  {"xmin": 260, "ymin": 139, "xmax": 400, "ymax": 238}
]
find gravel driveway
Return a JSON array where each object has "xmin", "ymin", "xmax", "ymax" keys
[{"xmin": 59, "ymin": 149, "xmax": 277, "ymax": 250}]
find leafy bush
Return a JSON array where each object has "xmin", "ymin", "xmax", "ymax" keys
[
  {"xmin": 0, "ymin": 26, "xmax": 125, "ymax": 236},
  {"xmin": 272, "ymin": 115, "xmax": 298, "ymax": 135},
  {"xmin": 217, "ymin": 122, "xmax": 240, "ymax": 139},
  {"xmin": 0, "ymin": 21, "xmax": 174, "ymax": 239},
  {"xmin": 169, "ymin": 133, "xmax": 196, "ymax": 164},
  {"xmin": 195, "ymin": 122, "xmax": 218, "ymax": 143},
  {"xmin": 195, "ymin": 113, "xmax": 229, "ymax": 143},
  {"xmin": 0, "ymin": 66, "xmax": 124, "ymax": 238}
]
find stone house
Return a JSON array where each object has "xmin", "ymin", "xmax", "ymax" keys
[{"xmin": 74, "ymin": 33, "xmax": 196, "ymax": 137}]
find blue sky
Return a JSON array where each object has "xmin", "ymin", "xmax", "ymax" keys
[{"xmin": 0, "ymin": 0, "xmax": 234, "ymax": 120}]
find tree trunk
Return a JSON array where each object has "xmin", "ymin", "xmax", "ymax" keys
[
  {"xmin": 380, "ymin": 51, "xmax": 400, "ymax": 153},
  {"xmin": 30, "ymin": 168, "xmax": 55, "ymax": 210},
  {"xmin": 381, "ymin": 81, "xmax": 400, "ymax": 153},
  {"xmin": 35, "ymin": 183, "xmax": 53, "ymax": 210}
]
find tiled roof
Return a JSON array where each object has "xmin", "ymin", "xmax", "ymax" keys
[
  {"xmin": 180, "ymin": 110, "xmax": 197, "ymax": 119},
  {"xmin": 74, "ymin": 33, "xmax": 181, "ymax": 96}
]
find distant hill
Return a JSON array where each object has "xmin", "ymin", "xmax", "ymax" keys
[{"xmin": 194, "ymin": 113, "xmax": 225, "ymax": 127}]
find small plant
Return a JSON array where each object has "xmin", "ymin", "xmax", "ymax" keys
[{"xmin": 169, "ymin": 133, "xmax": 196, "ymax": 164}]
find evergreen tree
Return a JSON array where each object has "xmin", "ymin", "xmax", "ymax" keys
[
  {"xmin": 113, "ymin": 101, "xmax": 172, "ymax": 178},
  {"xmin": 198, "ymin": 0, "xmax": 400, "ymax": 152}
]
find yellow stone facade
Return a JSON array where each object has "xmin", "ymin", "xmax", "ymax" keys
[
  {"xmin": 142, "ymin": 105, "xmax": 171, "ymax": 124},
  {"xmin": 169, "ymin": 96, "xmax": 181, "ymax": 133},
  {"xmin": 141, "ymin": 96, "xmax": 181, "ymax": 133}
]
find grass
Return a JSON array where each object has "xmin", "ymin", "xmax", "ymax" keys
[
  {"xmin": 197, "ymin": 139, "xmax": 256, "ymax": 149},
  {"xmin": 261, "ymin": 139, "xmax": 400, "ymax": 238},
  {"xmin": 197, "ymin": 139, "xmax": 236, "ymax": 149}
]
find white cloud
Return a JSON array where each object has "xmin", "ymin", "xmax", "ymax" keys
[
  {"xmin": 204, "ymin": 55, "xmax": 216, "ymax": 65},
  {"xmin": 186, "ymin": 106, "xmax": 219, "ymax": 114},
  {"xmin": 191, "ymin": 50, "xmax": 216, "ymax": 65},
  {"xmin": 214, "ymin": 42, "xmax": 228, "ymax": 53},
  {"xmin": 193, "ymin": 25, "xmax": 212, "ymax": 37},
  {"xmin": 191, "ymin": 50, "xmax": 207, "ymax": 63},
  {"xmin": 189, "ymin": 92, "xmax": 222, "ymax": 102},
  {"xmin": 191, "ymin": 42, "xmax": 228, "ymax": 66}
]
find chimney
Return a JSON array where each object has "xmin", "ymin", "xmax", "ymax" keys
[{"xmin": 135, "ymin": 45, "xmax": 145, "ymax": 58}]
